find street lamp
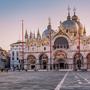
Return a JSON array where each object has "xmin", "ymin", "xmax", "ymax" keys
[{"xmin": 48, "ymin": 17, "xmax": 52, "ymax": 70}]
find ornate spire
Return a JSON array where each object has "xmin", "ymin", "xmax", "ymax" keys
[
  {"xmin": 33, "ymin": 31, "xmax": 35, "ymax": 39},
  {"xmin": 37, "ymin": 28, "xmax": 40, "ymax": 35},
  {"xmin": 83, "ymin": 26, "xmax": 86, "ymax": 36},
  {"xmin": 67, "ymin": 6, "xmax": 71, "ymax": 20},
  {"xmin": 29, "ymin": 31, "xmax": 32, "ymax": 39},
  {"xmin": 48, "ymin": 17, "xmax": 51, "ymax": 25},
  {"xmin": 72, "ymin": 7, "xmax": 78, "ymax": 21},
  {"xmin": 37, "ymin": 28, "xmax": 41, "ymax": 40},
  {"xmin": 25, "ymin": 30, "xmax": 28, "ymax": 39},
  {"xmin": 47, "ymin": 17, "xmax": 52, "ymax": 29},
  {"xmin": 68, "ymin": 6, "xmax": 70, "ymax": 16},
  {"xmin": 73, "ymin": 7, "xmax": 76, "ymax": 15}
]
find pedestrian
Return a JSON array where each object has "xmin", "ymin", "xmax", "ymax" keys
[
  {"xmin": 24, "ymin": 64, "xmax": 28, "ymax": 72},
  {"xmin": 12, "ymin": 65, "xmax": 15, "ymax": 71},
  {"xmin": 77, "ymin": 59, "xmax": 81, "ymax": 70}
]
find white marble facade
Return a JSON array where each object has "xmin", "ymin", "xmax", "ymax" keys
[{"xmin": 10, "ymin": 9, "xmax": 90, "ymax": 70}]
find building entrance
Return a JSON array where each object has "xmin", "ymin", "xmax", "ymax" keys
[
  {"xmin": 59, "ymin": 63, "xmax": 64, "ymax": 69},
  {"xmin": 58, "ymin": 59, "xmax": 65, "ymax": 69},
  {"xmin": 73, "ymin": 53, "xmax": 83, "ymax": 70},
  {"xmin": 39, "ymin": 53, "xmax": 48, "ymax": 69},
  {"xmin": 53, "ymin": 59, "xmax": 68, "ymax": 70},
  {"xmin": 27, "ymin": 55, "xmax": 36, "ymax": 70},
  {"xmin": 53, "ymin": 50, "xmax": 67, "ymax": 70}
]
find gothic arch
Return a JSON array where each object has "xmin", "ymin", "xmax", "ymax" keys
[
  {"xmin": 86, "ymin": 53, "xmax": 90, "ymax": 69},
  {"xmin": 52, "ymin": 34, "xmax": 71, "ymax": 46},
  {"xmin": 53, "ymin": 36, "xmax": 69, "ymax": 50},
  {"xmin": 73, "ymin": 53, "xmax": 84, "ymax": 70},
  {"xmin": 53, "ymin": 50, "xmax": 68, "ymax": 69},
  {"xmin": 39, "ymin": 53, "xmax": 48, "ymax": 69},
  {"xmin": 27, "ymin": 55, "xmax": 36, "ymax": 64}
]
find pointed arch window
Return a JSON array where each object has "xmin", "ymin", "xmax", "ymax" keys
[{"xmin": 54, "ymin": 37, "xmax": 69, "ymax": 49}]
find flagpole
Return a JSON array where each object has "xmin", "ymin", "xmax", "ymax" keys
[
  {"xmin": 21, "ymin": 20, "xmax": 24, "ymax": 70},
  {"xmin": 78, "ymin": 29, "xmax": 81, "ymax": 70},
  {"xmin": 50, "ymin": 27, "xmax": 52, "ymax": 70}
]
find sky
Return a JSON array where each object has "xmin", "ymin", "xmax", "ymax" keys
[{"xmin": 0, "ymin": 0, "xmax": 90, "ymax": 50}]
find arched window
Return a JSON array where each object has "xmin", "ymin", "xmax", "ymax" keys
[
  {"xmin": 54, "ymin": 37, "xmax": 69, "ymax": 49},
  {"xmin": 39, "ymin": 54, "xmax": 48, "ymax": 69},
  {"xmin": 66, "ymin": 29, "xmax": 68, "ymax": 33},
  {"xmin": 27, "ymin": 55, "xmax": 36, "ymax": 64},
  {"xmin": 44, "ymin": 47, "xmax": 46, "ymax": 51},
  {"xmin": 73, "ymin": 53, "xmax": 84, "ymax": 70},
  {"xmin": 12, "ymin": 51, "xmax": 14, "ymax": 56},
  {"xmin": 16, "ymin": 52, "xmax": 18, "ymax": 57}
]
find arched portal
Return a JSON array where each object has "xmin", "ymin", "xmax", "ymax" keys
[
  {"xmin": 53, "ymin": 37, "xmax": 69, "ymax": 49},
  {"xmin": 86, "ymin": 53, "xmax": 90, "ymax": 69},
  {"xmin": 27, "ymin": 55, "xmax": 36, "ymax": 69},
  {"xmin": 53, "ymin": 50, "xmax": 68, "ymax": 69},
  {"xmin": 73, "ymin": 53, "xmax": 83, "ymax": 70},
  {"xmin": 39, "ymin": 54, "xmax": 48, "ymax": 69}
]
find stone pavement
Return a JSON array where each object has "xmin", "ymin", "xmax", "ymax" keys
[
  {"xmin": 0, "ymin": 71, "xmax": 90, "ymax": 90},
  {"xmin": 0, "ymin": 71, "xmax": 66, "ymax": 90},
  {"xmin": 60, "ymin": 71, "xmax": 90, "ymax": 90}
]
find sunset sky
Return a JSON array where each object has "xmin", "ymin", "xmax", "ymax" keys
[{"xmin": 0, "ymin": 0, "xmax": 90, "ymax": 50}]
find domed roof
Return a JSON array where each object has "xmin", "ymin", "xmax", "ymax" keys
[
  {"xmin": 42, "ymin": 28, "xmax": 55, "ymax": 38},
  {"xmin": 62, "ymin": 19, "xmax": 79, "ymax": 33},
  {"xmin": 72, "ymin": 15, "xmax": 78, "ymax": 21},
  {"xmin": 76, "ymin": 21, "xmax": 83, "ymax": 29},
  {"xmin": 72, "ymin": 8, "xmax": 79, "ymax": 21},
  {"xmin": 42, "ymin": 18, "xmax": 55, "ymax": 38},
  {"xmin": 42, "ymin": 23, "xmax": 55, "ymax": 38}
]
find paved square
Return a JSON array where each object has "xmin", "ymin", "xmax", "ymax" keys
[
  {"xmin": 0, "ymin": 71, "xmax": 66, "ymax": 90},
  {"xmin": 0, "ymin": 71, "xmax": 90, "ymax": 90},
  {"xmin": 60, "ymin": 71, "xmax": 90, "ymax": 90}
]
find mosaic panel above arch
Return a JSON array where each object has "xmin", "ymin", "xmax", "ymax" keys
[{"xmin": 27, "ymin": 55, "xmax": 36, "ymax": 64}]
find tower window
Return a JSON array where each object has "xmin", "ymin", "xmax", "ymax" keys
[
  {"xmin": 32, "ymin": 47, "xmax": 34, "ymax": 51},
  {"xmin": 44, "ymin": 47, "xmax": 46, "ymax": 50},
  {"xmin": 12, "ymin": 51, "xmax": 14, "ymax": 56},
  {"xmin": 12, "ymin": 57, "xmax": 14, "ymax": 60},
  {"xmin": 17, "ymin": 57, "xmax": 19, "ymax": 60},
  {"xmin": 74, "ymin": 33, "xmax": 76, "ymax": 36},
  {"xmin": 66, "ymin": 29, "xmax": 68, "ymax": 33},
  {"xmin": 17, "ymin": 52, "xmax": 18, "ymax": 57}
]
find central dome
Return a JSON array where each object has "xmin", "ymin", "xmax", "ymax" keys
[{"xmin": 62, "ymin": 19, "xmax": 79, "ymax": 33}]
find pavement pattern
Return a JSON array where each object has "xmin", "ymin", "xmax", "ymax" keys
[
  {"xmin": 0, "ymin": 71, "xmax": 90, "ymax": 90},
  {"xmin": 59, "ymin": 71, "xmax": 90, "ymax": 90},
  {"xmin": 0, "ymin": 71, "xmax": 66, "ymax": 90}
]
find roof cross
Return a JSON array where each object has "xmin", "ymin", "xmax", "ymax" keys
[
  {"xmin": 68, "ymin": 6, "xmax": 71, "ymax": 14},
  {"xmin": 73, "ymin": 7, "xmax": 76, "ymax": 15}
]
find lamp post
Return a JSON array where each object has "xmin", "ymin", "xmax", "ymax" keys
[
  {"xmin": 77, "ymin": 29, "xmax": 81, "ymax": 70},
  {"xmin": 48, "ymin": 17, "xmax": 52, "ymax": 70},
  {"xmin": 50, "ymin": 27, "xmax": 52, "ymax": 70},
  {"xmin": 21, "ymin": 20, "xmax": 24, "ymax": 70}
]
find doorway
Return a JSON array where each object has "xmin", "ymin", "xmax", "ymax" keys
[
  {"xmin": 59, "ymin": 63, "xmax": 64, "ymax": 69},
  {"xmin": 58, "ymin": 59, "xmax": 65, "ymax": 69},
  {"xmin": 31, "ymin": 65, "xmax": 35, "ymax": 69},
  {"xmin": 73, "ymin": 53, "xmax": 83, "ymax": 70},
  {"xmin": 39, "ymin": 54, "xmax": 48, "ymax": 69}
]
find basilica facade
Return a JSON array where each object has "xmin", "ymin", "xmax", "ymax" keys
[{"xmin": 10, "ymin": 9, "xmax": 90, "ymax": 70}]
